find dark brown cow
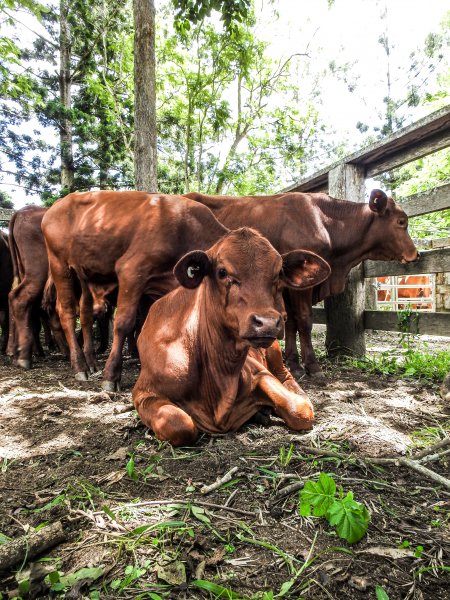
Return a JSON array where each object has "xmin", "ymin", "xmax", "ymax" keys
[
  {"xmin": 133, "ymin": 227, "xmax": 331, "ymax": 445},
  {"xmin": 7, "ymin": 205, "xmax": 67, "ymax": 367},
  {"xmin": 185, "ymin": 189, "xmax": 419, "ymax": 377},
  {"xmin": 0, "ymin": 231, "xmax": 13, "ymax": 352},
  {"xmin": 41, "ymin": 191, "xmax": 233, "ymax": 390}
]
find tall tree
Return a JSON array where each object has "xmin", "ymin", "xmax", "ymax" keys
[
  {"xmin": 133, "ymin": 0, "xmax": 157, "ymax": 191},
  {"xmin": 0, "ymin": 0, "xmax": 134, "ymax": 202}
]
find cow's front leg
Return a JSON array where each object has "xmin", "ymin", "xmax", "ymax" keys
[
  {"xmin": 248, "ymin": 354, "xmax": 314, "ymax": 431},
  {"xmin": 256, "ymin": 372, "xmax": 314, "ymax": 431},
  {"xmin": 289, "ymin": 289, "xmax": 324, "ymax": 379},
  {"xmin": 284, "ymin": 310, "xmax": 304, "ymax": 377},
  {"xmin": 133, "ymin": 391, "xmax": 199, "ymax": 447},
  {"xmin": 102, "ymin": 277, "xmax": 144, "ymax": 391}
]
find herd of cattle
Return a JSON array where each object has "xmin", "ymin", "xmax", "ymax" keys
[{"xmin": 0, "ymin": 189, "xmax": 419, "ymax": 445}]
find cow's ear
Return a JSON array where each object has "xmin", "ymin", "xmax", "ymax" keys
[
  {"xmin": 369, "ymin": 189, "xmax": 388, "ymax": 215},
  {"xmin": 281, "ymin": 250, "xmax": 331, "ymax": 290},
  {"xmin": 174, "ymin": 250, "xmax": 212, "ymax": 289}
]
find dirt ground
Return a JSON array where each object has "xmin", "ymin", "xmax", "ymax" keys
[{"xmin": 0, "ymin": 329, "xmax": 449, "ymax": 600}]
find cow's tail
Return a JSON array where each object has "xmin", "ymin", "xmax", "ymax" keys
[
  {"xmin": 8, "ymin": 210, "xmax": 21, "ymax": 289},
  {"xmin": 42, "ymin": 273, "xmax": 57, "ymax": 312}
]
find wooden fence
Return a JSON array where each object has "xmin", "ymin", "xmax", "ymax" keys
[{"xmin": 281, "ymin": 105, "xmax": 450, "ymax": 356}]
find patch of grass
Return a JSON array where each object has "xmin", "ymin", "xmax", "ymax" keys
[
  {"xmin": 351, "ymin": 348, "xmax": 450, "ymax": 381},
  {"xmin": 411, "ymin": 424, "xmax": 450, "ymax": 448}
]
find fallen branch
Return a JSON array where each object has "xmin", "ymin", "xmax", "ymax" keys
[
  {"xmin": 291, "ymin": 441, "xmax": 450, "ymax": 492},
  {"xmin": 412, "ymin": 437, "xmax": 450, "ymax": 460},
  {"xmin": 100, "ymin": 498, "xmax": 256, "ymax": 518},
  {"xmin": 271, "ymin": 480, "xmax": 305, "ymax": 502},
  {"xmin": 200, "ymin": 466, "xmax": 239, "ymax": 495},
  {"xmin": 398, "ymin": 458, "xmax": 450, "ymax": 491},
  {"xmin": 0, "ymin": 521, "xmax": 66, "ymax": 572},
  {"xmin": 418, "ymin": 448, "xmax": 450, "ymax": 465}
]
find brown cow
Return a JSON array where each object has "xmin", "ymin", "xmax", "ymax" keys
[
  {"xmin": 41, "ymin": 191, "xmax": 233, "ymax": 390},
  {"xmin": 7, "ymin": 206, "xmax": 68, "ymax": 367},
  {"xmin": 376, "ymin": 275, "xmax": 432, "ymax": 309},
  {"xmin": 133, "ymin": 227, "xmax": 331, "ymax": 445},
  {"xmin": 185, "ymin": 189, "xmax": 419, "ymax": 377},
  {"xmin": 0, "ymin": 231, "xmax": 13, "ymax": 352},
  {"xmin": 397, "ymin": 275, "xmax": 432, "ymax": 310}
]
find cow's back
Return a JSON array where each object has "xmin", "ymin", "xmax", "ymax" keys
[
  {"xmin": 42, "ymin": 191, "xmax": 228, "ymax": 278},
  {"xmin": 185, "ymin": 191, "xmax": 329, "ymax": 254}
]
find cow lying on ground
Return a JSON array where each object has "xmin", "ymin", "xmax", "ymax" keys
[
  {"xmin": 7, "ymin": 206, "xmax": 68, "ymax": 367},
  {"xmin": 186, "ymin": 189, "xmax": 419, "ymax": 378},
  {"xmin": 41, "ymin": 191, "xmax": 231, "ymax": 389},
  {"xmin": 133, "ymin": 227, "xmax": 331, "ymax": 445},
  {"xmin": 0, "ymin": 231, "xmax": 13, "ymax": 353}
]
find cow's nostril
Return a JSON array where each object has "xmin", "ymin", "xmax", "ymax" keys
[{"xmin": 252, "ymin": 314, "xmax": 264, "ymax": 327}]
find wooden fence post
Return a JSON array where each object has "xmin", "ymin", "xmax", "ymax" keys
[{"xmin": 325, "ymin": 164, "xmax": 366, "ymax": 358}]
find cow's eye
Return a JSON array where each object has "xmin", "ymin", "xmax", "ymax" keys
[
  {"xmin": 218, "ymin": 268, "xmax": 228, "ymax": 279},
  {"xmin": 398, "ymin": 218, "xmax": 407, "ymax": 227}
]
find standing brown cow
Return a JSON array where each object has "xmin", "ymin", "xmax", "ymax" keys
[
  {"xmin": 41, "ymin": 191, "xmax": 230, "ymax": 390},
  {"xmin": 185, "ymin": 189, "xmax": 419, "ymax": 378},
  {"xmin": 133, "ymin": 227, "xmax": 331, "ymax": 445},
  {"xmin": 7, "ymin": 206, "xmax": 67, "ymax": 367},
  {"xmin": 0, "ymin": 231, "xmax": 13, "ymax": 352}
]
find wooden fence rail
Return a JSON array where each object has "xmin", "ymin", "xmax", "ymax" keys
[{"xmin": 282, "ymin": 105, "xmax": 450, "ymax": 353}]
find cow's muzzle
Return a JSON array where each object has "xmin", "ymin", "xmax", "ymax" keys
[{"xmin": 243, "ymin": 314, "xmax": 283, "ymax": 348}]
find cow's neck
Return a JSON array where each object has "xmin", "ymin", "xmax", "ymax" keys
[
  {"xmin": 319, "ymin": 198, "xmax": 378, "ymax": 270},
  {"xmin": 195, "ymin": 288, "xmax": 250, "ymax": 429}
]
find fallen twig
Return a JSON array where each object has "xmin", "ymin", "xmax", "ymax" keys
[
  {"xmin": 200, "ymin": 466, "xmax": 239, "ymax": 495},
  {"xmin": 291, "ymin": 441, "xmax": 450, "ymax": 491},
  {"xmin": 271, "ymin": 480, "xmax": 305, "ymax": 502},
  {"xmin": 418, "ymin": 448, "xmax": 450, "ymax": 465},
  {"xmin": 99, "ymin": 498, "xmax": 256, "ymax": 517},
  {"xmin": 0, "ymin": 521, "xmax": 66, "ymax": 572},
  {"xmin": 412, "ymin": 437, "xmax": 450, "ymax": 460},
  {"xmin": 398, "ymin": 458, "xmax": 450, "ymax": 491}
]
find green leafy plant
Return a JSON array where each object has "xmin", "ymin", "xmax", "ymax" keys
[{"xmin": 299, "ymin": 473, "xmax": 370, "ymax": 543}]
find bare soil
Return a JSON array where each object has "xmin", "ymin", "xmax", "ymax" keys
[{"xmin": 0, "ymin": 330, "xmax": 449, "ymax": 600}]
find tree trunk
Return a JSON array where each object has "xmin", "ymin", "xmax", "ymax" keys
[
  {"xmin": 325, "ymin": 164, "xmax": 366, "ymax": 358},
  {"xmin": 133, "ymin": 0, "xmax": 157, "ymax": 192},
  {"xmin": 59, "ymin": 0, "xmax": 74, "ymax": 192}
]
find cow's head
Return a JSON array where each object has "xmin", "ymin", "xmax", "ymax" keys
[
  {"xmin": 368, "ymin": 189, "xmax": 419, "ymax": 263},
  {"xmin": 174, "ymin": 227, "xmax": 330, "ymax": 349}
]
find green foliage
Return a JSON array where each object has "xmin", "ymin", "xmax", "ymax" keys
[
  {"xmin": 172, "ymin": 0, "xmax": 252, "ymax": 35},
  {"xmin": 191, "ymin": 579, "xmax": 243, "ymax": 599},
  {"xmin": 375, "ymin": 586, "xmax": 390, "ymax": 600},
  {"xmin": 157, "ymin": 9, "xmax": 334, "ymax": 195},
  {"xmin": 0, "ymin": 190, "xmax": 14, "ymax": 208},
  {"xmin": 45, "ymin": 567, "xmax": 104, "ymax": 593},
  {"xmin": 0, "ymin": 0, "xmax": 133, "ymax": 201},
  {"xmin": 299, "ymin": 473, "xmax": 370, "ymax": 544}
]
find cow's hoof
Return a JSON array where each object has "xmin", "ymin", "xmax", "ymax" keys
[
  {"xmin": 287, "ymin": 363, "xmax": 306, "ymax": 379},
  {"xmin": 17, "ymin": 359, "xmax": 31, "ymax": 370},
  {"xmin": 75, "ymin": 371, "xmax": 89, "ymax": 381},
  {"xmin": 102, "ymin": 380, "xmax": 120, "ymax": 392},
  {"xmin": 308, "ymin": 371, "xmax": 327, "ymax": 384}
]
